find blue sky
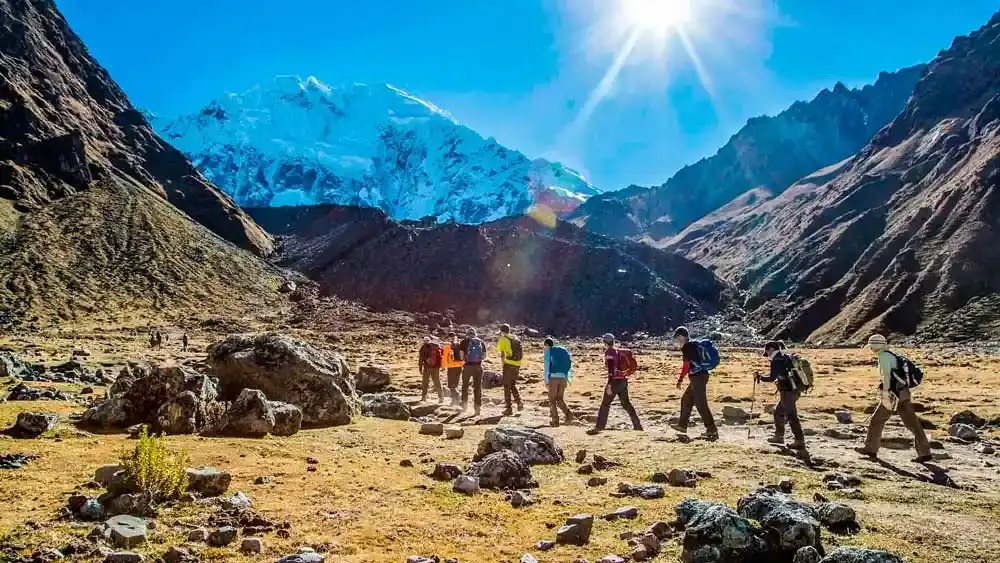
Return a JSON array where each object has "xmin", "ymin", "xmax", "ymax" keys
[{"xmin": 57, "ymin": 0, "xmax": 998, "ymax": 191}]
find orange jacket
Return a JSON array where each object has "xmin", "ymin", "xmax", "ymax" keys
[{"xmin": 442, "ymin": 343, "xmax": 464, "ymax": 369}]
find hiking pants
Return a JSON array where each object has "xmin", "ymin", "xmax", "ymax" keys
[
  {"xmin": 422, "ymin": 367, "xmax": 443, "ymax": 402},
  {"xmin": 446, "ymin": 367, "xmax": 463, "ymax": 404},
  {"xmin": 502, "ymin": 363, "xmax": 522, "ymax": 410},
  {"xmin": 461, "ymin": 363, "xmax": 484, "ymax": 412},
  {"xmin": 864, "ymin": 389, "xmax": 931, "ymax": 457},
  {"xmin": 773, "ymin": 389, "xmax": 804, "ymax": 442},
  {"xmin": 595, "ymin": 379, "xmax": 643, "ymax": 430},
  {"xmin": 678, "ymin": 373, "xmax": 717, "ymax": 434},
  {"xmin": 547, "ymin": 377, "xmax": 573, "ymax": 425}
]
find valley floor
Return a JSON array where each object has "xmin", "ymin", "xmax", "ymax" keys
[{"xmin": 1, "ymin": 319, "xmax": 999, "ymax": 563}]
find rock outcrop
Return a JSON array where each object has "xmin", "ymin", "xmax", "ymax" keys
[{"xmin": 474, "ymin": 426, "xmax": 564, "ymax": 465}]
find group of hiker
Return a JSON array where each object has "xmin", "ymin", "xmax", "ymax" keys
[
  {"xmin": 417, "ymin": 324, "xmax": 934, "ymax": 464},
  {"xmin": 148, "ymin": 330, "xmax": 189, "ymax": 352}
]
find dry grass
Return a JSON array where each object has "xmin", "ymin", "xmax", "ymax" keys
[{"xmin": 2, "ymin": 328, "xmax": 999, "ymax": 563}]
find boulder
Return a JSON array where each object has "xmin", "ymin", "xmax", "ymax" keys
[
  {"xmin": 948, "ymin": 423, "xmax": 979, "ymax": 441},
  {"xmin": 556, "ymin": 514, "xmax": 594, "ymax": 546},
  {"xmin": 668, "ymin": 468, "xmax": 695, "ymax": 487},
  {"xmin": 101, "ymin": 516, "xmax": 148, "ymax": 549},
  {"xmin": 155, "ymin": 392, "xmax": 200, "ymax": 435},
  {"xmin": 950, "ymin": 410, "xmax": 986, "ymax": 427},
  {"xmin": 474, "ymin": 426, "xmax": 563, "ymax": 465},
  {"xmin": 795, "ymin": 546, "xmax": 823, "ymax": 563},
  {"xmin": 241, "ymin": 538, "xmax": 264, "ymax": 554},
  {"xmin": 10, "ymin": 412, "xmax": 60, "ymax": 437},
  {"xmin": 185, "ymin": 467, "xmax": 231, "ymax": 497},
  {"xmin": 431, "ymin": 464, "xmax": 462, "ymax": 482},
  {"xmin": 84, "ymin": 365, "xmax": 216, "ymax": 431},
  {"xmin": 444, "ymin": 427, "xmax": 464, "ymax": 439},
  {"xmin": 186, "ymin": 528, "xmax": 208, "ymax": 542},
  {"xmin": 835, "ymin": 411, "xmax": 853, "ymax": 424},
  {"xmin": 816, "ymin": 503, "xmax": 859, "ymax": 534},
  {"xmin": 94, "ymin": 465, "xmax": 121, "ymax": 487},
  {"xmin": 818, "ymin": 548, "xmax": 905, "ymax": 563},
  {"xmin": 737, "ymin": 488, "xmax": 821, "ymax": 555},
  {"xmin": 420, "ymin": 423, "xmax": 444, "ymax": 436},
  {"xmin": 82, "ymin": 397, "xmax": 132, "ymax": 428},
  {"xmin": 355, "ymin": 364, "xmax": 391, "ymax": 392},
  {"xmin": 206, "ymin": 333, "xmax": 359, "ymax": 426},
  {"xmin": 208, "ymin": 526, "xmax": 238, "ymax": 547},
  {"xmin": 0, "ymin": 351, "xmax": 24, "ymax": 378},
  {"xmin": 361, "ymin": 393, "xmax": 411, "ymax": 420},
  {"xmin": 162, "ymin": 546, "xmax": 196, "ymax": 563},
  {"xmin": 276, "ymin": 552, "xmax": 325, "ymax": 563},
  {"xmin": 722, "ymin": 406, "xmax": 750, "ymax": 421},
  {"xmin": 465, "ymin": 450, "xmax": 535, "ymax": 490},
  {"xmin": 80, "ymin": 498, "xmax": 106, "ymax": 521},
  {"xmin": 587, "ymin": 476, "xmax": 608, "ymax": 487},
  {"xmin": 218, "ymin": 389, "xmax": 275, "ymax": 437},
  {"xmin": 105, "ymin": 553, "xmax": 145, "ymax": 563},
  {"xmin": 453, "ymin": 475, "xmax": 480, "ymax": 495},
  {"xmin": 508, "ymin": 490, "xmax": 536, "ymax": 508},
  {"xmin": 675, "ymin": 499, "xmax": 764, "ymax": 563}
]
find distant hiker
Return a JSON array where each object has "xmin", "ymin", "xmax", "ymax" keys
[
  {"xmin": 496, "ymin": 324, "xmax": 524, "ymax": 415},
  {"xmin": 148, "ymin": 333, "xmax": 156, "ymax": 350},
  {"xmin": 418, "ymin": 336, "xmax": 433, "ymax": 374},
  {"xmin": 420, "ymin": 339, "xmax": 444, "ymax": 403},
  {"xmin": 459, "ymin": 328, "xmax": 487, "ymax": 415},
  {"xmin": 441, "ymin": 333, "xmax": 464, "ymax": 405},
  {"xmin": 543, "ymin": 338, "xmax": 574, "ymax": 427},
  {"xmin": 758, "ymin": 341, "xmax": 807, "ymax": 450},
  {"xmin": 181, "ymin": 331, "xmax": 189, "ymax": 352},
  {"xmin": 669, "ymin": 326, "xmax": 719, "ymax": 441},
  {"xmin": 590, "ymin": 333, "xmax": 643, "ymax": 434},
  {"xmin": 855, "ymin": 334, "xmax": 932, "ymax": 463}
]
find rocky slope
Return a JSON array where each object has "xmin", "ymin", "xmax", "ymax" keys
[
  {"xmin": 0, "ymin": 0, "xmax": 278, "ymax": 327},
  {"xmin": 667, "ymin": 11, "xmax": 1000, "ymax": 342},
  {"xmin": 569, "ymin": 66, "xmax": 924, "ymax": 240},
  {"xmin": 248, "ymin": 205, "xmax": 730, "ymax": 336},
  {"xmin": 154, "ymin": 78, "xmax": 601, "ymax": 222}
]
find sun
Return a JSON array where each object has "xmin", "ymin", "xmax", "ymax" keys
[{"xmin": 621, "ymin": 0, "xmax": 694, "ymax": 36}]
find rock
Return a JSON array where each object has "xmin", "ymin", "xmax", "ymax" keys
[
  {"xmin": 619, "ymin": 483, "xmax": 665, "ymax": 499},
  {"xmin": 81, "ymin": 386, "xmax": 95, "ymax": 394},
  {"xmin": 949, "ymin": 423, "xmax": 979, "ymax": 441},
  {"xmin": 577, "ymin": 464, "xmax": 594, "ymax": 475},
  {"xmin": 668, "ymin": 468, "xmax": 693, "ymax": 487},
  {"xmin": 276, "ymin": 552, "xmax": 325, "ymax": 563},
  {"xmin": 881, "ymin": 436, "xmax": 913, "ymax": 450},
  {"xmin": 599, "ymin": 555, "xmax": 626, "ymax": 563},
  {"xmin": 419, "ymin": 423, "xmax": 444, "ymax": 436},
  {"xmin": 155, "ymin": 392, "xmax": 201, "ymax": 435},
  {"xmin": 400, "ymin": 459, "xmax": 414, "ymax": 468},
  {"xmin": 722, "ymin": 406, "xmax": 750, "ymax": 421},
  {"xmin": 444, "ymin": 427, "xmax": 464, "ymax": 439},
  {"xmin": 575, "ymin": 449, "xmax": 587, "ymax": 464},
  {"xmin": 279, "ymin": 280, "xmax": 297, "ymax": 293},
  {"xmin": 67, "ymin": 493, "xmax": 88, "ymax": 513},
  {"xmin": 106, "ymin": 494, "xmax": 148, "ymax": 517},
  {"xmin": 104, "ymin": 552, "xmax": 145, "ymax": 563},
  {"xmin": 823, "ymin": 473, "xmax": 863, "ymax": 488},
  {"xmin": 794, "ymin": 546, "xmax": 823, "ymax": 563},
  {"xmin": 521, "ymin": 555, "xmax": 539, "ymax": 563},
  {"xmin": 611, "ymin": 506, "xmax": 639, "ymax": 520},
  {"xmin": 818, "ymin": 547, "xmax": 905, "ymax": 563},
  {"xmin": 79, "ymin": 498, "xmax": 105, "ymax": 521},
  {"xmin": 102, "ymin": 516, "xmax": 148, "ymax": 549},
  {"xmin": 185, "ymin": 467, "xmax": 231, "ymax": 497},
  {"xmin": 950, "ymin": 410, "xmax": 986, "ymax": 427},
  {"xmin": 556, "ymin": 514, "xmax": 594, "ymax": 546},
  {"xmin": 675, "ymin": 499, "xmax": 763, "ymax": 562},
  {"xmin": 453, "ymin": 475, "xmax": 480, "ymax": 495},
  {"xmin": 217, "ymin": 389, "xmax": 275, "ymax": 437},
  {"xmin": 587, "ymin": 476, "xmax": 608, "ymax": 487},
  {"xmin": 162, "ymin": 546, "xmax": 195, "ymax": 563},
  {"xmin": 823, "ymin": 428, "xmax": 856, "ymax": 440},
  {"xmin": 271, "ymin": 401, "xmax": 304, "ymax": 436},
  {"xmin": 241, "ymin": 537, "xmax": 264, "ymax": 554},
  {"xmin": 360, "ymin": 393, "xmax": 411, "ymax": 421},
  {"xmin": 974, "ymin": 442, "xmax": 995, "ymax": 455},
  {"xmin": 208, "ymin": 526, "xmax": 238, "ymax": 547},
  {"xmin": 221, "ymin": 491, "xmax": 253, "ymax": 511},
  {"xmin": 650, "ymin": 472, "xmax": 668, "ymax": 483},
  {"xmin": 255, "ymin": 475, "xmax": 273, "ymax": 485},
  {"xmin": 592, "ymin": 455, "xmax": 620, "ymax": 470},
  {"xmin": 509, "ymin": 490, "xmax": 536, "ymax": 508},
  {"xmin": 187, "ymin": 528, "xmax": 209, "ymax": 542},
  {"xmin": 474, "ymin": 426, "xmax": 564, "ymax": 465},
  {"xmin": 737, "ymin": 488, "xmax": 820, "ymax": 554},
  {"xmin": 10, "ymin": 412, "xmax": 60, "ymax": 437},
  {"xmin": 835, "ymin": 410, "xmax": 853, "ymax": 424},
  {"xmin": 94, "ymin": 465, "xmax": 121, "ymax": 487},
  {"xmin": 355, "ymin": 364, "xmax": 391, "ymax": 392},
  {"xmin": 465, "ymin": 450, "xmax": 534, "ymax": 489},
  {"xmin": 206, "ymin": 333, "xmax": 359, "ymax": 426},
  {"xmin": 816, "ymin": 502, "xmax": 859, "ymax": 534},
  {"xmin": 535, "ymin": 540, "xmax": 555, "ymax": 551},
  {"xmin": 779, "ymin": 476, "xmax": 795, "ymax": 493},
  {"xmin": 431, "ymin": 463, "xmax": 462, "ymax": 482}
]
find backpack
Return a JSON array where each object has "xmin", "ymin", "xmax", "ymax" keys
[
  {"xmin": 427, "ymin": 346, "xmax": 442, "ymax": 369},
  {"xmin": 786, "ymin": 353, "xmax": 814, "ymax": 392},
  {"xmin": 692, "ymin": 339, "xmax": 720, "ymax": 373},
  {"xmin": 889, "ymin": 352, "xmax": 923, "ymax": 392},
  {"xmin": 616, "ymin": 349, "xmax": 638, "ymax": 379},
  {"xmin": 548, "ymin": 346, "xmax": 572, "ymax": 375},
  {"xmin": 508, "ymin": 337, "xmax": 523, "ymax": 362},
  {"xmin": 465, "ymin": 338, "xmax": 486, "ymax": 364}
]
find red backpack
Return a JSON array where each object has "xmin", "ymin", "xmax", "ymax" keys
[
  {"xmin": 616, "ymin": 349, "xmax": 638, "ymax": 379},
  {"xmin": 427, "ymin": 346, "xmax": 443, "ymax": 369}
]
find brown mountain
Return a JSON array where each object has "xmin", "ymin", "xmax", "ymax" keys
[
  {"xmin": 569, "ymin": 67, "xmax": 924, "ymax": 241},
  {"xmin": 0, "ymin": 0, "xmax": 278, "ymax": 327},
  {"xmin": 665, "ymin": 11, "xmax": 1000, "ymax": 343},
  {"xmin": 248, "ymin": 205, "xmax": 731, "ymax": 336}
]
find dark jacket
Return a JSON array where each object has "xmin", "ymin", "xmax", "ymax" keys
[
  {"xmin": 418, "ymin": 342, "xmax": 433, "ymax": 369},
  {"xmin": 760, "ymin": 351, "xmax": 796, "ymax": 391}
]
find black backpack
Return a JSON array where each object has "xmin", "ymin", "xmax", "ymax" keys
[
  {"xmin": 509, "ymin": 337, "xmax": 523, "ymax": 362},
  {"xmin": 889, "ymin": 352, "xmax": 923, "ymax": 392}
]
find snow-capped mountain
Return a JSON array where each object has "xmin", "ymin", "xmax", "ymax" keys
[{"xmin": 154, "ymin": 76, "xmax": 601, "ymax": 222}]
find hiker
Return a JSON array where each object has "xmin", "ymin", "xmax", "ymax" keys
[
  {"xmin": 496, "ymin": 324, "xmax": 524, "ymax": 415},
  {"xmin": 148, "ymin": 332, "xmax": 157, "ymax": 350},
  {"xmin": 418, "ymin": 336, "xmax": 433, "ymax": 376},
  {"xmin": 543, "ymin": 338, "xmax": 574, "ymax": 427},
  {"xmin": 459, "ymin": 327, "xmax": 487, "ymax": 415},
  {"xmin": 420, "ymin": 339, "xmax": 444, "ymax": 403},
  {"xmin": 855, "ymin": 334, "xmax": 932, "ymax": 463},
  {"xmin": 441, "ymin": 333, "xmax": 464, "ymax": 405},
  {"xmin": 669, "ymin": 326, "xmax": 719, "ymax": 441},
  {"xmin": 758, "ymin": 341, "xmax": 806, "ymax": 449},
  {"xmin": 181, "ymin": 331, "xmax": 189, "ymax": 352},
  {"xmin": 590, "ymin": 333, "xmax": 643, "ymax": 434}
]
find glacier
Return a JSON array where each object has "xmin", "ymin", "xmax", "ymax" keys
[{"xmin": 154, "ymin": 76, "xmax": 601, "ymax": 223}]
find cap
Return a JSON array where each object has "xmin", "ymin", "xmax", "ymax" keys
[
  {"xmin": 602, "ymin": 333, "xmax": 615, "ymax": 344},
  {"xmin": 868, "ymin": 334, "xmax": 888, "ymax": 347}
]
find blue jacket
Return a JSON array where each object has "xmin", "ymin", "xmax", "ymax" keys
[{"xmin": 544, "ymin": 346, "xmax": 572, "ymax": 384}]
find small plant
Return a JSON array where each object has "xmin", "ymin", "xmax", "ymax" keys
[{"xmin": 118, "ymin": 426, "xmax": 189, "ymax": 501}]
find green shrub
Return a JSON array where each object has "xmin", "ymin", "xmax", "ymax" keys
[{"xmin": 118, "ymin": 426, "xmax": 189, "ymax": 501}]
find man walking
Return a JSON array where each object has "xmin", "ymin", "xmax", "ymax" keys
[
  {"xmin": 441, "ymin": 333, "xmax": 464, "ymax": 405},
  {"xmin": 590, "ymin": 333, "xmax": 643, "ymax": 434},
  {"xmin": 420, "ymin": 339, "xmax": 444, "ymax": 403},
  {"xmin": 459, "ymin": 328, "xmax": 487, "ymax": 415},
  {"xmin": 670, "ymin": 326, "xmax": 719, "ymax": 441},
  {"xmin": 855, "ymin": 334, "xmax": 932, "ymax": 463},
  {"xmin": 759, "ymin": 341, "xmax": 806, "ymax": 449},
  {"xmin": 496, "ymin": 324, "xmax": 524, "ymax": 415},
  {"xmin": 181, "ymin": 331, "xmax": 189, "ymax": 352},
  {"xmin": 544, "ymin": 338, "xmax": 574, "ymax": 427}
]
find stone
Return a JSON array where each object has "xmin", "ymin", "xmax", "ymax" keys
[
  {"xmin": 185, "ymin": 467, "xmax": 231, "ymax": 497},
  {"xmin": 79, "ymin": 498, "xmax": 105, "ymax": 521},
  {"xmin": 974, "ymin": 442, "xmax": 995, "ymax": 455},
  {"xmin": 271, "ymin": 401, "xmax": 304, "ymax": 436},
  {"xmin": 794, "ymin": 546, "xmax": 823, "ymax": 563},
  {"xmin": 587, "ymin": 476, "xmax": 608, "ymax": 487},
  {"xmin": 218, "ymin": 389, "xmax": 275, "ymax": 437},
  {"xmin": 675, "ymin": 499, "xmax": 763, "ymax": 562},
  {"xmin": 646, "ymin": 521, "xmax": 672, "ymax": 540},
  {"xmin": 509, "ymin": 490, "xmax": 536, "ymax": 508},
  {"xmin": 779, "ymin": 476, "xmax": 795, "ymax": 493},
  {"xmin": 465, "ymin": 450, "xmax": 534, "ymax": 490},
  {"xmin": 241, "ymin": 537, "xmax": 264, "ymax": 554},
  {"xmin": 881, "ymin": 436, "xmax": 913, "ymax": 450},
  {"xmin": 187, "ymin": 528, "xmax": 209, "ymax": 542},
  {"xmin": 67, "ymin": 493, "xmax": 88, "ymax": 513},
  {"xmin": 431, "ymin": 464, "xmax": 462, "ymax": 482},
  {"xmin": 612, "ymin": 506, "xmax": 639, "ymax": 520},
  {"xmin": 521, "ymin": 555, "xmax": 539, "ymax": 563},
  {"xmin": 556, "ymin": 514, "xmax": 594, "ymax": 546},
  {"xmin": 106, "ymin": 494, "xmax": 147, "ymax": 517},
  {"xmin": 95, "ymin": 465, "xmax": 121, "ymax": 487},
  {"xmin": 102, "ymin": 516, "xmax": 148, "ymax": 549},
  {"xmin": 276, "ymin": 552, "xmax": 325, "ymax": 563},
  {"xmin": 419, "ymin": 423, "xmax": 444, "ymax": 436},
  {"xmin": 722, "ymin": 406, "xmax": 750, "ymax": 421},
  {"xmin": 835, "ymin": 410, "xmax": 853, "ymax": 424},
  {"xmin": 737, "ymin": 488, "xmax": 820, "ymax": 554},
  {"xmin": 104, "ymin": 553, "xmax": 145, "ymax": 563},
  {"xmin": 162, "ymin": 547, "xmax": 195, "ymax": 563},
  {"xmin": 599, "ymin": 555, "xmax": 625, "ymax": 563},
  {"xmin": 577, "ymin": 464, "xmax": 594, "ymax": 475},
  {"xmin": 650, "ymin": 471, "xmax": 668, "ymax": 483},
  {"xmin": 816, "ymin": 502, "xmax": 859, "ymax": 533},
  {"xmin": 575, "ymin": 449, "xmax": 587, "ymax": 464},
  {"xmin": 950, "ymin": 410, "xmax": 986, "ymax": 427},
  {"xmin": 818, "ymin": 547, "xmax": 905, "ymax": 563},
  {"xmin": 453, "ymin": 475, "xmax": 480, "ymax": 495},
  {"xmin": 155, "ymin": 392, "xmax": 201, "ymax": 435},
  {"xmin": 444, "ymin": 427, "xmax": 464, "ymax": 439},
  {"xmin": 668, "ymin": 468, "xmax": 693, "ymax": 487},
  {"xmin": 535, "ymin": 540, "xmax": 555, "ymax": 551},
  {"xmin": 208, "ymin": 526, "xmax": 238, "ymax": 547},
  {"xmin": 255, "ymin": 475, "xmax": 274, "ymax": 485},
  {"xmin": 474, "ymin": 425, "xmax": 564, "ymax": 465},
  {"xmin": 360, "ymin": 393, "xmax": 411, "ymax": 421},
  {"xmin": 206, "ymin": 333, "xmax": 359, "ymax": 426},
  {"xmin": 10, "ymin": 412, "xmax": 60, "ymax": 437},
  {"xmin": 221, "ymin": 491, "xmax": 253, "ymax": 511},
  {"xmin": 823, "ymin": 428, "xmax": 856, "ymax": 440},
  {"xmin": 355, "ymin": 364, "xmax": 391, "ymax": 392},
  {"xmin": 949, "ymin": 423, "xmax": 979, "ymax": 441}
]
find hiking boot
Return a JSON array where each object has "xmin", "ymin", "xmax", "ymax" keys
[
  {"xmin": 586, "ymin": 428, "xmax": 602, "ymax": 436},
  {"xmin": 767, "ymin": 435, "xmax": 785, "ymax": 445},
  {"xmin": 854, "ymin": 446, "xmax": 878, "ymax": 459},
  {"xmin": 669, "ymin": 423, "xmax": 688, "ymax": 434},
  {"xmin": 699, "ymin": 432, "xmax": 719, "ymax": 442},
  {"xmin": 788, "ymin": 440, "xmax": 806, "ymax": 450},
  {"xmin": 911, "ymin": 454, "xmax": 933, "ymax": 464},
  {"xmin": 501, "ymin": 408, "xmax": 513, "ymax": 416},
  {"xmin": 474, "ymin": 409, "xmax": 481, "ymax": 417},
  {"xmin": 633, "ymin": 426, "xmax": 644, "ymax": 432},
  {"xmin": 550, "ymin": 420, "xmax": 560, "ymax": 428}
]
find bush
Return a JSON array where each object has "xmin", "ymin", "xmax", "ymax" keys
[{"xmin": 118, "ymin": 426, "xmax": 189, "ymax": 501}]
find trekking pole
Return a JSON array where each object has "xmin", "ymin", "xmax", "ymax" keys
[{"xmin": 747, "ymin": 374, "xmax": 758, "ymax": 440}]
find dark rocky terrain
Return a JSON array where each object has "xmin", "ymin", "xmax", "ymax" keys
[
  {"xmin": 249, "ymin": 205, "xmax": 731, "ymax": 336},
  {"xmin": 569, "ymin": 67, "xmax": 924, "ymax": 241}
]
